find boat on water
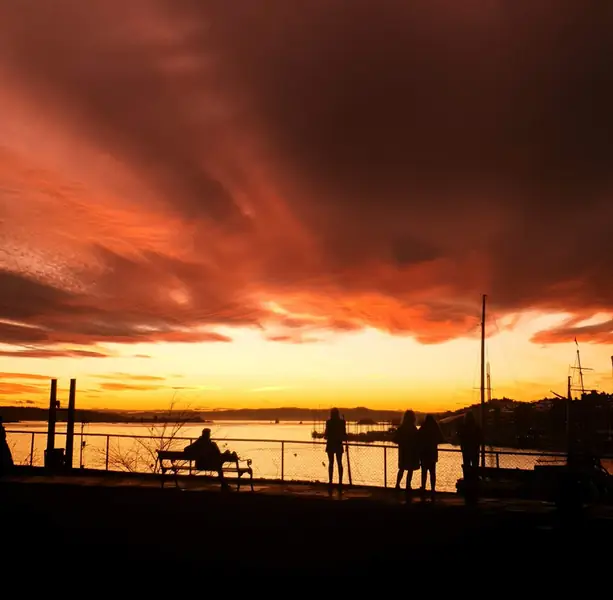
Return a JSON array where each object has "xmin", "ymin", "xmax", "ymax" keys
[{"xmin": 311, "ymin": 428, "xmax": 396, "ymax": 443}]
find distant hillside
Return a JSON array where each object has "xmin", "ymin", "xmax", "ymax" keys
[
  {"xmin": 2, "ymin": 399, "xmax": 563, "ymax": 425},
  {"xmin": 0, "ymin": 406, "xmax": 138, "ymax": 423},
  {"xmin": 192, "ymin": 407, "xmax": 407, "ymax": 422},
  {"xmin": 0, "ymin": 405, "xmax": 408, "ymax": 423}
]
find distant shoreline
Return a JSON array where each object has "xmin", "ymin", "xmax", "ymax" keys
[{"xmin": 0, "ymin": 405, "xmax": 408, "ymax": 424}]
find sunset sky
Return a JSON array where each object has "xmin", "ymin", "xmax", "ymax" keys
[{"xmin": 0, "ymin": 2, "xmax": 612, "ymax": 412}]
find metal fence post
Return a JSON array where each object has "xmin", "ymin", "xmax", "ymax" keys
[
  {"xmin": 105, "ymin": 435, "xmax": 110, "ymax": 471},
  {"xmin": 496, "ymin": 452, "xmax": 500, "ymax": 468},
  {"xmin": 30, "ymin": 432, "xmax": 35, "ymax": 466},
  {"xmin": 383, "ymin": 446, "xmax": 387, "ymax": 488},
  {"xmin": 281, "ymin": 441, "xmax": 285, "ymax": 481}
]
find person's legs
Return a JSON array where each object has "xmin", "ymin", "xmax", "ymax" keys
[
  {"xmin": 336, "ymin": 452, "xmax": 344, "ymax": 490},
  {"xmin": 405, "ymin": 468, "xmax": 413, "ymax": 493},
  {"xmin": 217, "ymin": 462, "xmax": 229, "ymax": 489},
  {"xmin": 420, "ymin": 465, "xmax": 427, "ymax": 499},
  {"xmin": 430, "ymin": 465, "xmax": 436, "ymax": 500},
  {"xmin": 395, "ymin": 469, "xmax": 404, "ymax": 489},
  {"xmin": 327, "ymin": 452, "xmax": 334, "ymax": 487}
]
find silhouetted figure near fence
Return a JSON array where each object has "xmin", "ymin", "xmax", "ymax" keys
[
  {"xmin": 0, "ymin": 417, "xmax": 14, "ymax": 476},
  {"xmin": 393, "ymin": 410, "xmax": 419, "ymax": 498},
  {"xmin": 458, "ymin": 412, "xmax": 481, "ymax": 470},
  {"xmin": 418, "ymin": 414, "xmax": 445, "ymax": 501},
  {"xmin": 324, "ymin": 408, "xmax": 347, "ymax": 493},
  {"xmin": 184, "ymin": 428, "xmax": 234, "ymax": 489}
]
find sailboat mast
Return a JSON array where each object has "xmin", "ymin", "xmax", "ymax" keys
[
  {"xmin": 480, "ymin": 294, "xmax": 487, "ymax": 468},
  {"xmin": 575, "ymin": 340, "xmax": 585, "ymax": 396}
]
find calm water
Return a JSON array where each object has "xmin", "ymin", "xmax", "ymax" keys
[{"xmin": 5, "ymin": 420, "xmax": 563, "ymax": 492}]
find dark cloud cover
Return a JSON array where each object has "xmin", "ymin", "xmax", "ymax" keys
[{"xmin": 0, "ymin": 1, "xmax": 612, "ymax": 353}]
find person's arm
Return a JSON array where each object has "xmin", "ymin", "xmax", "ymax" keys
[
  {"xmin": 184, "ymin": 439, "xmax": 198, "ymax": 453},
  {"xmin": 342, "ymin": 419, "xmax": 347, "ymax": 441},
  {"xmin": 324, "ymin": 420, "xmax": 330, "ymax": 440}
]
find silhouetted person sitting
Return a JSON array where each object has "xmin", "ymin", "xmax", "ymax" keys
[
  {"xmin": 0, "ymin": 417, "xmax": 14, "ymax": 476},
  {"xmin": 324, "ymin": 408, "xmax": 347, "ymax": 493},
  {"xmin": 393, "ymin": 410, "xmax": 419, "ymax": 498},
  {"xmin": 184, "ymin": 428, "xmax": 234, "ymax": 489},
  {"xmin": 418, "ymin": 414, "xmax": 445, "ymax": 501},
  {"xmin": 458, "ymin": 412, "xmax": 481, "ymax": 472}
]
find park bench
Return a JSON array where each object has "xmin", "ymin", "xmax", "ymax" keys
[
  {"xmin": 156, "ymin": 449, "xmax": 254, "ymax": 491},
  {"xmin": 456, "ymin": 465, "xmax": 539, "ymax": 502}
]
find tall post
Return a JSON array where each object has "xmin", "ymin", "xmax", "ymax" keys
[
  {"xmin": 480, "ymin": 294, "xmax": 486, "ymax": 467},
  {"xmin": 575, "ymin": 340, "xmax": 585, "ymax": 396},
  {"xmin": 45, "ymin": 379, "xmax": 58, "ymax": 468},
  {"xmin": 65, "ymin": 379, "xmax": 76, "ymax": 468},
  {"xmin": 566, "ymin": 375, "xmax": 572, "ymax": 459},
  {"xmin": 383, "ymin": 446, "xmax": 388, "ymax": 488}
]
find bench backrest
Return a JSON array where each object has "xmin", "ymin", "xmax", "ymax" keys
[
  {"xmin": 157, "ymin": 450, "xmax": 187, "ymax": 460},
  {"xmin": 156, "ymin": 449, "xmax": 239, "ymax": 466}
]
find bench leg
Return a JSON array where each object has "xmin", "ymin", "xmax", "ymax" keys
[
  {"xmin": 234, "ymin": 461, "xmax": 240, "ymax": 492},
  {"xmin": 249, "ymin": 469, "xmax": 254, "ymax": 492}
]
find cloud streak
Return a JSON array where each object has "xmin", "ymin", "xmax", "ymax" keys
[
  {"xmin": 99, "ymin": 382, "xmax": 165, "ymax": 392},
  {"xmin": 0, "ymin": 1, "xmax": 612, "ymax": 353},
  {"xmin": 0, "ymin": 372, "xmax": 51, "ymax": 381}
]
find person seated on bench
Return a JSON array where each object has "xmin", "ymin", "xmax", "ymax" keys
[{"xmin": 184, "ymin": 428, "xmax": 236, "ymax": 488}]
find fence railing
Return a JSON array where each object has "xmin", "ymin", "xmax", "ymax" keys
[{"xmin": 5, "ymin": 429, "xmax": 570, "ymax": 492}]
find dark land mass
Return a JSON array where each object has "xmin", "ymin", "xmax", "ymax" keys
[
  {"xmin": 0, "ymin": 405, "xmax": 208, "ymax": 424},
  {"xmin": 2, "ymin": 473, "xmax": 611, "ymax": 578},
  {"xmin": 0, "ymin": 405, "xmax": 407, "ymax": 424}
]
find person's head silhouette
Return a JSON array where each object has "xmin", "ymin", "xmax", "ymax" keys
[
  {"xmin": 402, "ymin": 410, "xmax": 416, "ymax": 426},
  {"xmin": 201, "ymin": 428, "xmax": 211, "ymax": 440},
  {"xmin": 330, "ymin": 408, "xmax": 340, "ymax": 420}
]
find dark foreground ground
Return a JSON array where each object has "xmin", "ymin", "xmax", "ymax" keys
[{"xmin": 2, "ymin": 471, "xmax": 613, "ymax": 577}]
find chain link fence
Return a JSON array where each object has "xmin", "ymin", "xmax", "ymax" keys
[{"xmin": 5, "ymin": 429, "xmax": 571, "ymax": 492}]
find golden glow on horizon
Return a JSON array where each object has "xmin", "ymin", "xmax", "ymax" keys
[{"xmin": 1, "ymin": 311, "xmax": 612, "ymax": 412}]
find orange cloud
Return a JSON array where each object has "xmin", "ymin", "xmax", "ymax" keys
[
  {"xmin": 0, "ymin": 1, "xmax": 611, "ymax": 357},
  {"xmin": 532, "ymin": 317, "xmax": 613, "ymax": 345},
  {"xmin": 99, "ymin": 382, "xmax": 165, "ymax": 392},
  {"xmin": 0, "ymin": 381, "xmax": 47, "ymax": 395},
  {"xmin": 93, "ymin": 373, "xmax": 166, "ymax": 382},
  {"xmin": 0, "ymin": 372, "xmax": 51, "ymax": 381}
]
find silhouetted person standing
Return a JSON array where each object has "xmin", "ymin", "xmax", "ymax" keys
[
  {"xmin": 184, "ymin": 428, "xmax": 231, "ymax": 489},
  {"xmin": 418, "ymin": 414, "xmax": 445, "ymax": 501},
  {"xmin": 324, "ymin": 408, "xmax": 346, "ymax": 493},
  {"xmin": 458, "ymin": 412, "xmax": 481, "ymax": 470},
  {"xmin": 393, "ymin": 410, "xmax": 419, "ymax": 497},
  {"xmin": 0, "ymin": 417, "xmax": 14, "ymax": 476}
]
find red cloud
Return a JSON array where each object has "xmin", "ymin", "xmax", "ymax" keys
[
  {"xmin": 0, "ymin": 347, "xmax": 111, "ymax": 359},
  {"xmin": 0, "ymin": 2, "xmax": 612, "ymax": 352},
  {"xmin": 532, "ymin": 318, "xmax": 613, "ymax": 345}
]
